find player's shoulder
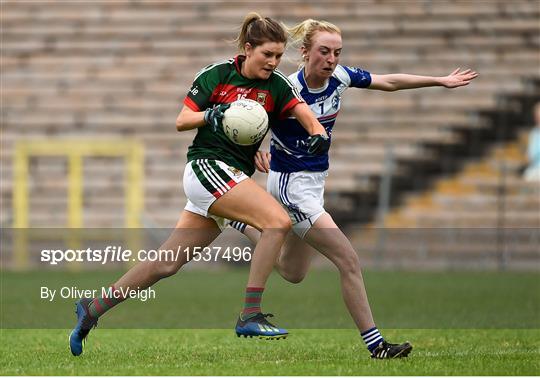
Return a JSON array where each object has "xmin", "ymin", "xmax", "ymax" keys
[
  {"xmin": 287, "ymin": 70, "xmax": 303, "ymax": 89},
  {"xmin": 269, "ymin": 69, "xmax": 300, "ymax": 95},
  {"xmin": 332, "ymin": 64, "xmax": 354, "ymax": 83},
  {"xmin": 269, "ymin": 69, "xmax": 303, "ymax": 103},
  {"xmin": 271, "ymin": 69, "xmax": 295, "ymax": 85},
  {"xmin": 193, "ymin": 58, "xmax": 235, "ymax": 81},
  {"xmin": 333, "ymin": 64, "xmax": 371, "ymax": 87}
]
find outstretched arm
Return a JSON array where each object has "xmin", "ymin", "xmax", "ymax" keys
[{"xmin": 369, "ymin": 68, "xmax": 478, "ymax": 92}]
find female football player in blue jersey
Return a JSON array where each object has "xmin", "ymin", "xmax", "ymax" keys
[
  {"xmin": 234, "ymin": 18, "xmax": 478, "ymax": 359},
  {"xmin": 68, "ymin": 13, "xmax": 333, "ymax": 356}
]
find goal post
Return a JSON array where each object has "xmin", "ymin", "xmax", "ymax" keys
[{"xmin": 12, "ymin": 139, "xmax": 145, "ymax": 270}]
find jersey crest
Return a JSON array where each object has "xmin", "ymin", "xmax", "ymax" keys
[{"xmin": 256, "ymin": 92, "xmax": 268, "ymax": 106}]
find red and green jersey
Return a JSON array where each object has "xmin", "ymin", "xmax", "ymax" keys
[{"xmin": 183, "ymin": 55, "xmax": 303, "ymax": 176}]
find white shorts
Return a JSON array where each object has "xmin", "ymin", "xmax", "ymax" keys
[
  {"xmin": 183, "ymin": 159, "xmax": 249, "ymax": 230},
  {"xmin": 267, "ymin": 170, "xmax": 328, "ymax": 238}
]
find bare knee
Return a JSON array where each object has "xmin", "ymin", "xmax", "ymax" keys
[
  {"xmin": 152, "ymin": 259, "xmax": 186, "ymax": 279},
  {"xmin": 279, "ymin": 267, "xmax": 307, "ymax": 284},
  {"xmin": 335, "ymin": 250, "xmax": 362, "ymax": 277},
  {"xmin": 260, "ymin": 212, "xmax": 292, "ymax": 232}
]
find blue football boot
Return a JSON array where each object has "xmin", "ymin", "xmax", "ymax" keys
[
  {"xmin": 235, "ymin": 313, "xmax": 288, "ymax": 340},
  {"xmin": 69, "ymin": 298, "xmax": 98, "ymax": 356}
]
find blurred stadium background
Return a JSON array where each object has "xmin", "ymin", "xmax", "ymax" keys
[{"xmin": 1, "ymin": 0, "xmax": 539, "ymax": 271}]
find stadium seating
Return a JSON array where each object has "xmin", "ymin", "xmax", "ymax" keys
[
  {"xmin": 349, "ymin": 129, "xmax": 539, "ymax": 269},
  {"xmin": 2, "ymin": 1, "xmax": 539, "ymax": 244}
]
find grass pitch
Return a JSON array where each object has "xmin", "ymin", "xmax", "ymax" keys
[
  {"xmin": 1, "ymin": 329, "xmax": 538, "ymax": 375},
  {"xmin": 1, "ymin": 269, "xmax": 539, "ymax": 375}
]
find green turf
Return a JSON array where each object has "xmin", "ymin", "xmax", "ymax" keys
[
  {"xmin": 0, "ymin": 329, "xmax": 538, "ymax": 375},
  {"xmin": 1, "ymin": 269, "xmax": 539, "ymax": 375},
  {"xmin": 1, "ymin": 269, "xmax": 539, "ymax": 328}
]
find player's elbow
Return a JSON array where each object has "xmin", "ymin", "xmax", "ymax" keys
[
  {"xmin": 176, "ymin": 116, "xmax": 188, "ymax": 132},
  {"xmin": 369, "ymin": 83, "xmax": 397, "ymax": 92},
  {"xmin": 381, "ymin": 82, "xmax": 398, "ymax": 92},
  {"xmin": 175, "ymin": 117, "xmax": 184, "ymax": 131},
  {"xmin": 370, "ymin": 75, "xmax": 399, "ymax": 92}
]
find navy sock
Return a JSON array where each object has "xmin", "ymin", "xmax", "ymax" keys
[{"xmin": 361, "ymin": 327, "xmax": 384, "ymax": 352}]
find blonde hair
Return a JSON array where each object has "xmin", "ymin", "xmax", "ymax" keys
[
  {"xmin": 234, "ymin": 12, "xmax": 288, "ymax": 52},
  {"xmin": 288, "ymin": 19, "xmax": 341, "ymax": 54}
]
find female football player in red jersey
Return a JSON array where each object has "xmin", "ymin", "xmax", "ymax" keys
[{"xmin": 69, "ymin": 13, "xmax": 333, "ymax": 356}]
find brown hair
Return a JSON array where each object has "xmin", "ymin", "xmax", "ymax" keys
[
  {"xmin": 288, "ymin": 19, "xmax": 341, "ymax": 58},
  {"xmin": 234, "ymin": 12, "xmax": 288, "ymax": 52}
]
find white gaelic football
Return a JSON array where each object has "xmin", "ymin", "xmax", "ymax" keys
[{"xmin": 222, "ymin": 99, "xmax": 269, "ymax": 146}]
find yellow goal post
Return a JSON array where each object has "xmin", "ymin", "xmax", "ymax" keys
[{"xmin": 12, "ymin": 139, "xmax": 144, "ymax": 269}]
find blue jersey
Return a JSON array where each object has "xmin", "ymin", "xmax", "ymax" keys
[{"xmin": 270, "ymin": 65, "xmax": 372, "ymax": 172}]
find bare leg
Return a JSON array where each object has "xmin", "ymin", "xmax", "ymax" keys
[
  {"xmin": 113, "ymin": 210, "xmax": 221, "ymax": 291},
  {"xmin": 303, "ymin": 213, "xmax": 375, "ymax": 331},
  {"xmin": 275, "ymin": 231, "xmax": 316, "ymax": 283},
  {"xmin": 244, "ymin": 212, "xmax": 376, "ymax": 331},
  {"xmin": 209, "ymin": 178, "xmax": 291, "ymax": 288},
  {"xmin": 242, "ymin": 226, "xmax": 262, "ymax": 245},
  {"xmin": 72, "ymin": 210, "xmax": 221, "ymax": 356},
  {"xmin": 239, "ymin": 226, "xmax": 315, "ymax": 283},
  {"xmin": 217, "ymin": 182, "xmax": 373, "ymax": 330}
]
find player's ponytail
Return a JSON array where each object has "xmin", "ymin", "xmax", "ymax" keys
[
  {"xmin": 287, "ymin": 19, "xmax": 341, "ymax": 62},
  {"xmin": 235, "ymin": 12, "xmax": 288, "ymax": 52}
]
